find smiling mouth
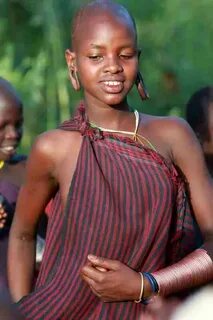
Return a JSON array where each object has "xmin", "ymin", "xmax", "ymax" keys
[
  {"xmin": 103, "ymin": 81, "xmax": 122, "ymax": 86},
  {"xmin": 101, "ymin": 81, "xmax": 124, "ymax": 93},
  {"xmin": 0, "ymin": 146, "xmax": 17, "ymax": 155}
]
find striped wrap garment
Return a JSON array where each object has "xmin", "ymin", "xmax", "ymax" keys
[{"xmin": 17, "ymin": 104, "xmax": 201, "ymax": 319}]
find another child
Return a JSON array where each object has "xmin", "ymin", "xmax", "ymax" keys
[
  {"xmin": 186, "ymin": 86, "xmax": 213, "ymax": 176},
  {"xmin": 0, "ymin": 77, "xmax": 47, "ymax": 288},
  {"xmin": 0, "ymin": 77, "xmax": 26, "ymax": 287},
  {"xmin": 8, "ymin": 2, "xmax": 213, "ymax": 319}
]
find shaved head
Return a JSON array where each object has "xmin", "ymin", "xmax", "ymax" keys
[
  {"xmin": 71, "ymin": 0, "xmax": 137, "ymax": 50},
  {"xmin": 0, "ymin": 78, "xmax": 22, "ymax": 108}
]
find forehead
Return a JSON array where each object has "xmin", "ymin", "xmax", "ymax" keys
[
  {"xmin": 0, "ymin": 93, "xmax": 22, "ymax": 117},
  {"xmin": 0, "ymin": 80, "xmax": 22, "ymax": 110},
  {"xmin": 73, "ymin": 9, "xmax": 137, "ymax": 50},
  {"xmin": 0, "ymin": 106, "xmax": 22, "ymax": 128}
]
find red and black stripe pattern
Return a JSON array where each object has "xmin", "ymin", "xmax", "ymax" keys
[{"xmin": 17, "ymin": 104, "xmax": 201, "ymax": 319}]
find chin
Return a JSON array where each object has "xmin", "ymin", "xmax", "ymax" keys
[{"xmin": 103, "ymin": 95, "xmax": 127, "ymax": 106}]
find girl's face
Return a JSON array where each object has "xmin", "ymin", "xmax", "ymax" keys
[
  {"xmin": 67, "ymin": 12, "xmax": 139, "ymax": 109},
  {"xmin": 0, "ymin": 96, "xmax": 23, "ymax": 161}
]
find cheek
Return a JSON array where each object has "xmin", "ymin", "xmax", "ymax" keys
[
  {"xmin": 77, "ymin": 58, "xmax": 96, "ymax": 82},
  {"xmin": 125, "ymin": 60, "xmax": 138, "ymax": 76},
  {"xmin": 78, "ymin": 68, "xmax": 97, "ymax": 88}
]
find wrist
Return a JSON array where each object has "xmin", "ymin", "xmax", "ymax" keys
[
  {"xmin": 141, "ymin": 272, "xmax": 159, "ymax": 304},
  {"xmin": 134, "ymin": 272, "xmax": 159, "ymax": 304},
  {"xmin": 143, "ymin": 275, "xmax": 153, "ymax": 298}
]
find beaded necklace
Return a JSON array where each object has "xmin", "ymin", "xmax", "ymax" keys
[
  {"xmin": 0, "ymin": 161, "xmax": 4, "ymax": 169},
  {"xmin": 89, "ymin": 110, "xmax": 156, "ymax": 151}
]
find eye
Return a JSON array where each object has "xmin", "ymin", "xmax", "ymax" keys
[
  {"xmin": 120, "ymin": 54, "xmax": 134, "ymax": 60},
  {"xmin": 88, "ymin": 55, "xmax": 103, "ymax": 61}
]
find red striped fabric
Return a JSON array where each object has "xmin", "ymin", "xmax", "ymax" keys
[{"xmin": 17, "ymin": 104, "xmax": 201, "ymax": 319}]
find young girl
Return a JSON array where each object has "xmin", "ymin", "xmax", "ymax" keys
[{"xmin": 8, "ymin": 1, "xmax": 212, "ymax": 319}]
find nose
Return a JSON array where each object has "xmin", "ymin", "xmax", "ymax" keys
[
  {"xmin": 5, "ymin": 125, "xmax": 19, "ymax": 140},
  {"xmin": 103, "ymin": 56, "xmax": 123, "ymax": 74}
]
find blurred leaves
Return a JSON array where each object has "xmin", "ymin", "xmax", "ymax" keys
[{"xmin": 0, "ymin": 0, "xmax": 212, "ymax": 153}]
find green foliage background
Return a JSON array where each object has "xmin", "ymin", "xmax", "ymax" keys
[{"xmin": 0, "ymin": 0, "xmax": 212, "ymax": 153}]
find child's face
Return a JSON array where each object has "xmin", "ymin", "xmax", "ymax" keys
[
  {"xmin": 0, "ymin": 95, "xmax": 23, "ymax": 161},
  {"xmin": 68, "ymin": 12, "xmax": 139, "ymax": 107}
]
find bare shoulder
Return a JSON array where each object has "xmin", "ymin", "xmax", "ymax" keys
[
  {"xmin": 32, "ymin": 129, "xmax": 81, "ymax": 158},
  {"xmin": 27, "ymin": 129, "xmax": 82, "ymax": 177},
  {"xmin": 141, "ymin": 113, "xmax": 191, "ymax": 137},
  {"xmin": 139, "ymin": 113, "xmax": 199, "ymax": 163}
]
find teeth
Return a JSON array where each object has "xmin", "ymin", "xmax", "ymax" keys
[
  {"xmin": 3, "ymin": 146, "xmax": 15, "ymax": 151},
  {"xmin": 104, "ymin": 81, "xmax": 121, "ymax": 86}
]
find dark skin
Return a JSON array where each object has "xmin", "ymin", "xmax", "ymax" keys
[
  {"xmin": 202, "ymin": 103, "xmax": 213, "ymax": 176},
  {"xmin": 0, "ymin": 83, "xmax": 25, "ymax": 229},
  {"xmin": 8, "ymin": 3, "xmax": 213, "ymax": 304}
]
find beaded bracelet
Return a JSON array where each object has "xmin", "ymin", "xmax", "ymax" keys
[{"xmin": 134, "ymin": 272, "xmax": 144, "ymax": 303}]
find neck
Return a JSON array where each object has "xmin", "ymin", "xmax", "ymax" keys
[{"xmin": 84, "ymin": 98, "xmax": 132, "ymax": 130}]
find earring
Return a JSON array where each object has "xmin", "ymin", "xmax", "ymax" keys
[
  {"xmin": 70, "ymin": 69, "xmax": 81, "ymax": 91},
  {"xmin": 135, "ymin": 71, "xmax": 149, "ymax": 101}
]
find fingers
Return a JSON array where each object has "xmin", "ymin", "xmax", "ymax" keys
[
  {"xmin": 0, "ymin": 210, "xmax": 7, "ymax": 228},
  {"xmin": 81, "ymin": 272, "xmax": 96, "ymax": 286},
  {"xmin": 81, "ymin": 270, "xmax": 107, "ymax": 301},
  {"xmin": 0, "ymin": 219, "xmax": 6, "ymax": 228},
  {"xmin": 87, "ymin": 254, "xmax": 120, "ymax": 271},
  {"xmin": 0, "ymin": 206, "xmax": 7, "ymax": 228},
  {"xmin": 0, "ymin": 212, "xmax": 7, "ymax": 218},
  {"xmin": 0, "ymin": 204, "xmax": 7, "ymax": 217},
  {"xmin": 81, "ymin": 264, "xmax": 105, "ymax": 282}
]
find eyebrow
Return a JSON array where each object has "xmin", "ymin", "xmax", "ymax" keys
[
  {"xmin": 89, "ymin": 44, "xmax": 137, "ymax": 50},
  {"xmin": 90, "ymin": 44, "xmax": 104, "ymax": 49}
]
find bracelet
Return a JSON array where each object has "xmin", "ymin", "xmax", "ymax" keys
[
  {"xmin": 141, "ymin": 272, "xmax": 159, "ymax": 305},
  {"xmin": 134, "ymin": 272, "xmax": 144, "ymax": 303},
  {"xmin": 152, "ymin": 248, "xmax": 213, "ymax": 296},
  {"xmin": 144, "ymin": 272, "xmax": 159, "ymax": 293}
]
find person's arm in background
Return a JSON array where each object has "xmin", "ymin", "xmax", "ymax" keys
[{"xmin": 8, "ymin": 132, "xmax": 58, "ymax": 302}]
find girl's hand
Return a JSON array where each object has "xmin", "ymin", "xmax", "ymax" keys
[
  {"xmin": 80, "ymin": 255, "xmax": 141, "ymax": 302},
  {"xmin": 0, "ymin": 203, "xmax": 7, "ymax": 229}
]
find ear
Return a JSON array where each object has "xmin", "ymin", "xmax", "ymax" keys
[{"xmin": 65, "ymin": 49, "xmax": 80, "ymax": 91}]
